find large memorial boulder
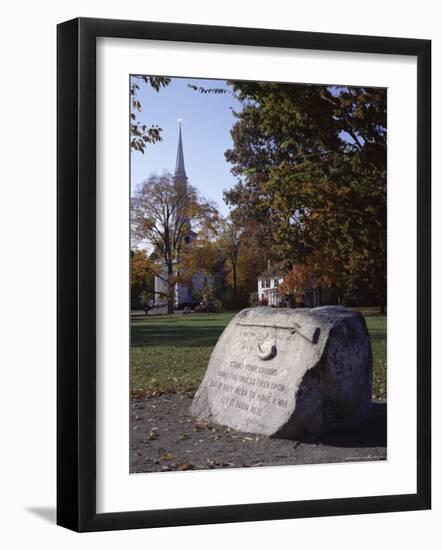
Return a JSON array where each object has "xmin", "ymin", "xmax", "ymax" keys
[{"xmin": 190, "ymin": 306, "xmax": 372, "ymax": 438}]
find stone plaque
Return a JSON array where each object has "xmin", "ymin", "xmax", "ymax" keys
[{"xmin": 190, "ymin": 306, "xmax": 373, "ymax": 438}]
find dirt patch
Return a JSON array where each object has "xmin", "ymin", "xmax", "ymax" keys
[{"xmin": 130, "ymin": 394, "xmax": 386, "ymax": 473}]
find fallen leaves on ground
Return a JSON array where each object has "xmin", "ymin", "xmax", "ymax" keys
[
  {"xmin": 162, "ymin": 452, "xmax": 174, "ymax": 461},
  {"xmin": 147, "ymin": 428, "xmax": 160, "ymax": 440}
]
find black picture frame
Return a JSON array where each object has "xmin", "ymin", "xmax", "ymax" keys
[{"xmin": 57, "ymin": 17, "xmax": 431, "ymax": 532}]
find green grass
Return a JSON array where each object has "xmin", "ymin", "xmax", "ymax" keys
[
  {"xmin": 365, "ymin": 315, "xmax": 387, "ymax": 399},
  {"xmin": 131, "ymin": 312, "xmax": 236, "ymax": 397},
  {"xmin": 131, "ymin": 311, "xmax": 386, "ymax": 400}
]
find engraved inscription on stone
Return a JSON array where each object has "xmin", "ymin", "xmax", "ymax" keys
[
  {"xmin": 190, "ymin": 306, "xmax": 373, "ymax": 438},
  {"xmin": 210, "ymin": 331, "xmax": 290, "ymax": 420}
]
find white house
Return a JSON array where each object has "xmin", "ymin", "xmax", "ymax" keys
[
  {"xmin": 154, "ymin": 123, "xmax": 214, "ymax": 309},
  {"xmin": 257, "ymin": 266, "xmax": 285, "ymax": 306},
  {"xmin": 257, "ymin": 265, "xmax": 334, "ymax": 308}
]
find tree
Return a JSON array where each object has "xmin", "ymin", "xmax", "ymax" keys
[
  {"xmin": 223, "ymin": 82, "xmax": 386, "ymax": 309},
  {"xmin": 178, "ymin": 210, "xmax": 222, "ymax": 279},
  {"xmin": 278, "ymin": 250, "xmax": 339, "ymax": 307},
  {"xmin": 218, "ymin": 218, "xmax": 242, "ymax": 308},
  {"xmin": 230, "ymin": 221, "xmax": 272, "ymax": 308},
  {"xmin": 130, "ymin": 249, "xmax": 155, "ymax": 308},
  {"xmin": 130, "ymin": 75, "xmax": 171, "ymax": 153},
  {"xmin": 131, "ymin": 172, "xmax": 217, "ymax": 313},
  {"xmin": 278, "ymin": 264, "xmax": 309, "ymax": 306}
]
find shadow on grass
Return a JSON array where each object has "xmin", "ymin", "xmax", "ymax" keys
[{"xmin": 131, "ymin": 324, "xmax": 228, "ymax": 348}]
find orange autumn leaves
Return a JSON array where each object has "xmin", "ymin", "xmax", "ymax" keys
[{"xmin": 278, "ymin": 249, "xmax": 337, "ymax": 302}]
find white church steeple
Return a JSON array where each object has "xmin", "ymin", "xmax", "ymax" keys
[
  {"xmin": 174, "ymin": 119, "xmax": 187, "ymax": 184},
  {"xmin": 153, "ymin": 119, "xmax": 214, "ymax": 309}
]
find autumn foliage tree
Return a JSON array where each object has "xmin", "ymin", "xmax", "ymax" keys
[
  {"xmin": 229, "ymin": 221, "xmax": 272, "ymax": 308},
  {"xmin": 131, "ymin": 172, "xmax": 217, "ymax": 313},
  {"xmin": 218, "ymin": 218, "xmax": 242, "ymax": 308},
  {"xmin": 224, "ymin": 82, "xmax": 386, "ymax": 309},
  {"xmin": 278, "ymin": 264, "xmax": 309, "ymax": 305},
  {"xmin": 278, "ymin": 249, "xmax": 340, "ymax": 306},
  {"xmin": 130, "ymin": 249, "xmax": 155, "ymax": 308},
  {"xmin": 178, "ymin": 215, "xmax": 270, "ymax": 310}
]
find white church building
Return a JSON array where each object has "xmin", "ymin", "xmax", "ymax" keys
[{"xmin": 154, "ymin": 123, "xmax": 213, "ymax": 308}]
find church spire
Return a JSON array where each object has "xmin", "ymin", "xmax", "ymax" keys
[{"xmin": 174, "ymin": 119, "xmax": 187, "ymax": 183}]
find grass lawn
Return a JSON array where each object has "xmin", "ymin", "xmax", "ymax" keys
[
  {"xmin": 366, "ymin": 315, "xmax": 387, "ymax": 399},
  {"xmin": 131, "ymin": 311, "xmax": 386, "ymax": 400}
]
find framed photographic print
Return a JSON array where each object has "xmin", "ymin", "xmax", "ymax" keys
[{"xmin": 57, "ymin": 17, "xmax": 431, "ymax": 532}]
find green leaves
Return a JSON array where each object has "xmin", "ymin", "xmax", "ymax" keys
[
  {"xmin": 187, "ymin": 84, "xmax": 229, "ymax": 95},
  {"xmin": 129, "ymin": 75, "xmax": 171, "ymax": 153},
  {"xmin": 224, "ymin": 81, "xmax": 386, "ymax": 307},
  {"xmin": 130, "ymin": 123, "xmax": 164, "ymax": 153}
]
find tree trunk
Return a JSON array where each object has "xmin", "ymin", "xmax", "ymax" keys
[
  {"xmin": 338, "ymin": 288, "xmax": 344, "ymax": 305},
  {"xmin": 167, "ymin": 261, "xmax": 174, "ymax": 314},
  {"xmin": 232, "ymin": 260, "xmax": 238, "ymax": 309}
]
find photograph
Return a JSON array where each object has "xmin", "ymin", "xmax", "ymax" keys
[
  {"xmin": 0, "ymin": 0, "xmax": 434, "ymax": 541},
  {"xmin": 129, "ymin": 75, "xmax": 387, "ymax": 474}
]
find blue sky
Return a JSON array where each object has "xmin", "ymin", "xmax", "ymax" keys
[{"xmin": 130, "ymin": 77, "xmax": 242, "ymax": 216}]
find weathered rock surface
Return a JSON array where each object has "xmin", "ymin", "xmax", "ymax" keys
[{"xmin": 190, "ymin": 306, "xmax": 373, "ymax": 438}]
